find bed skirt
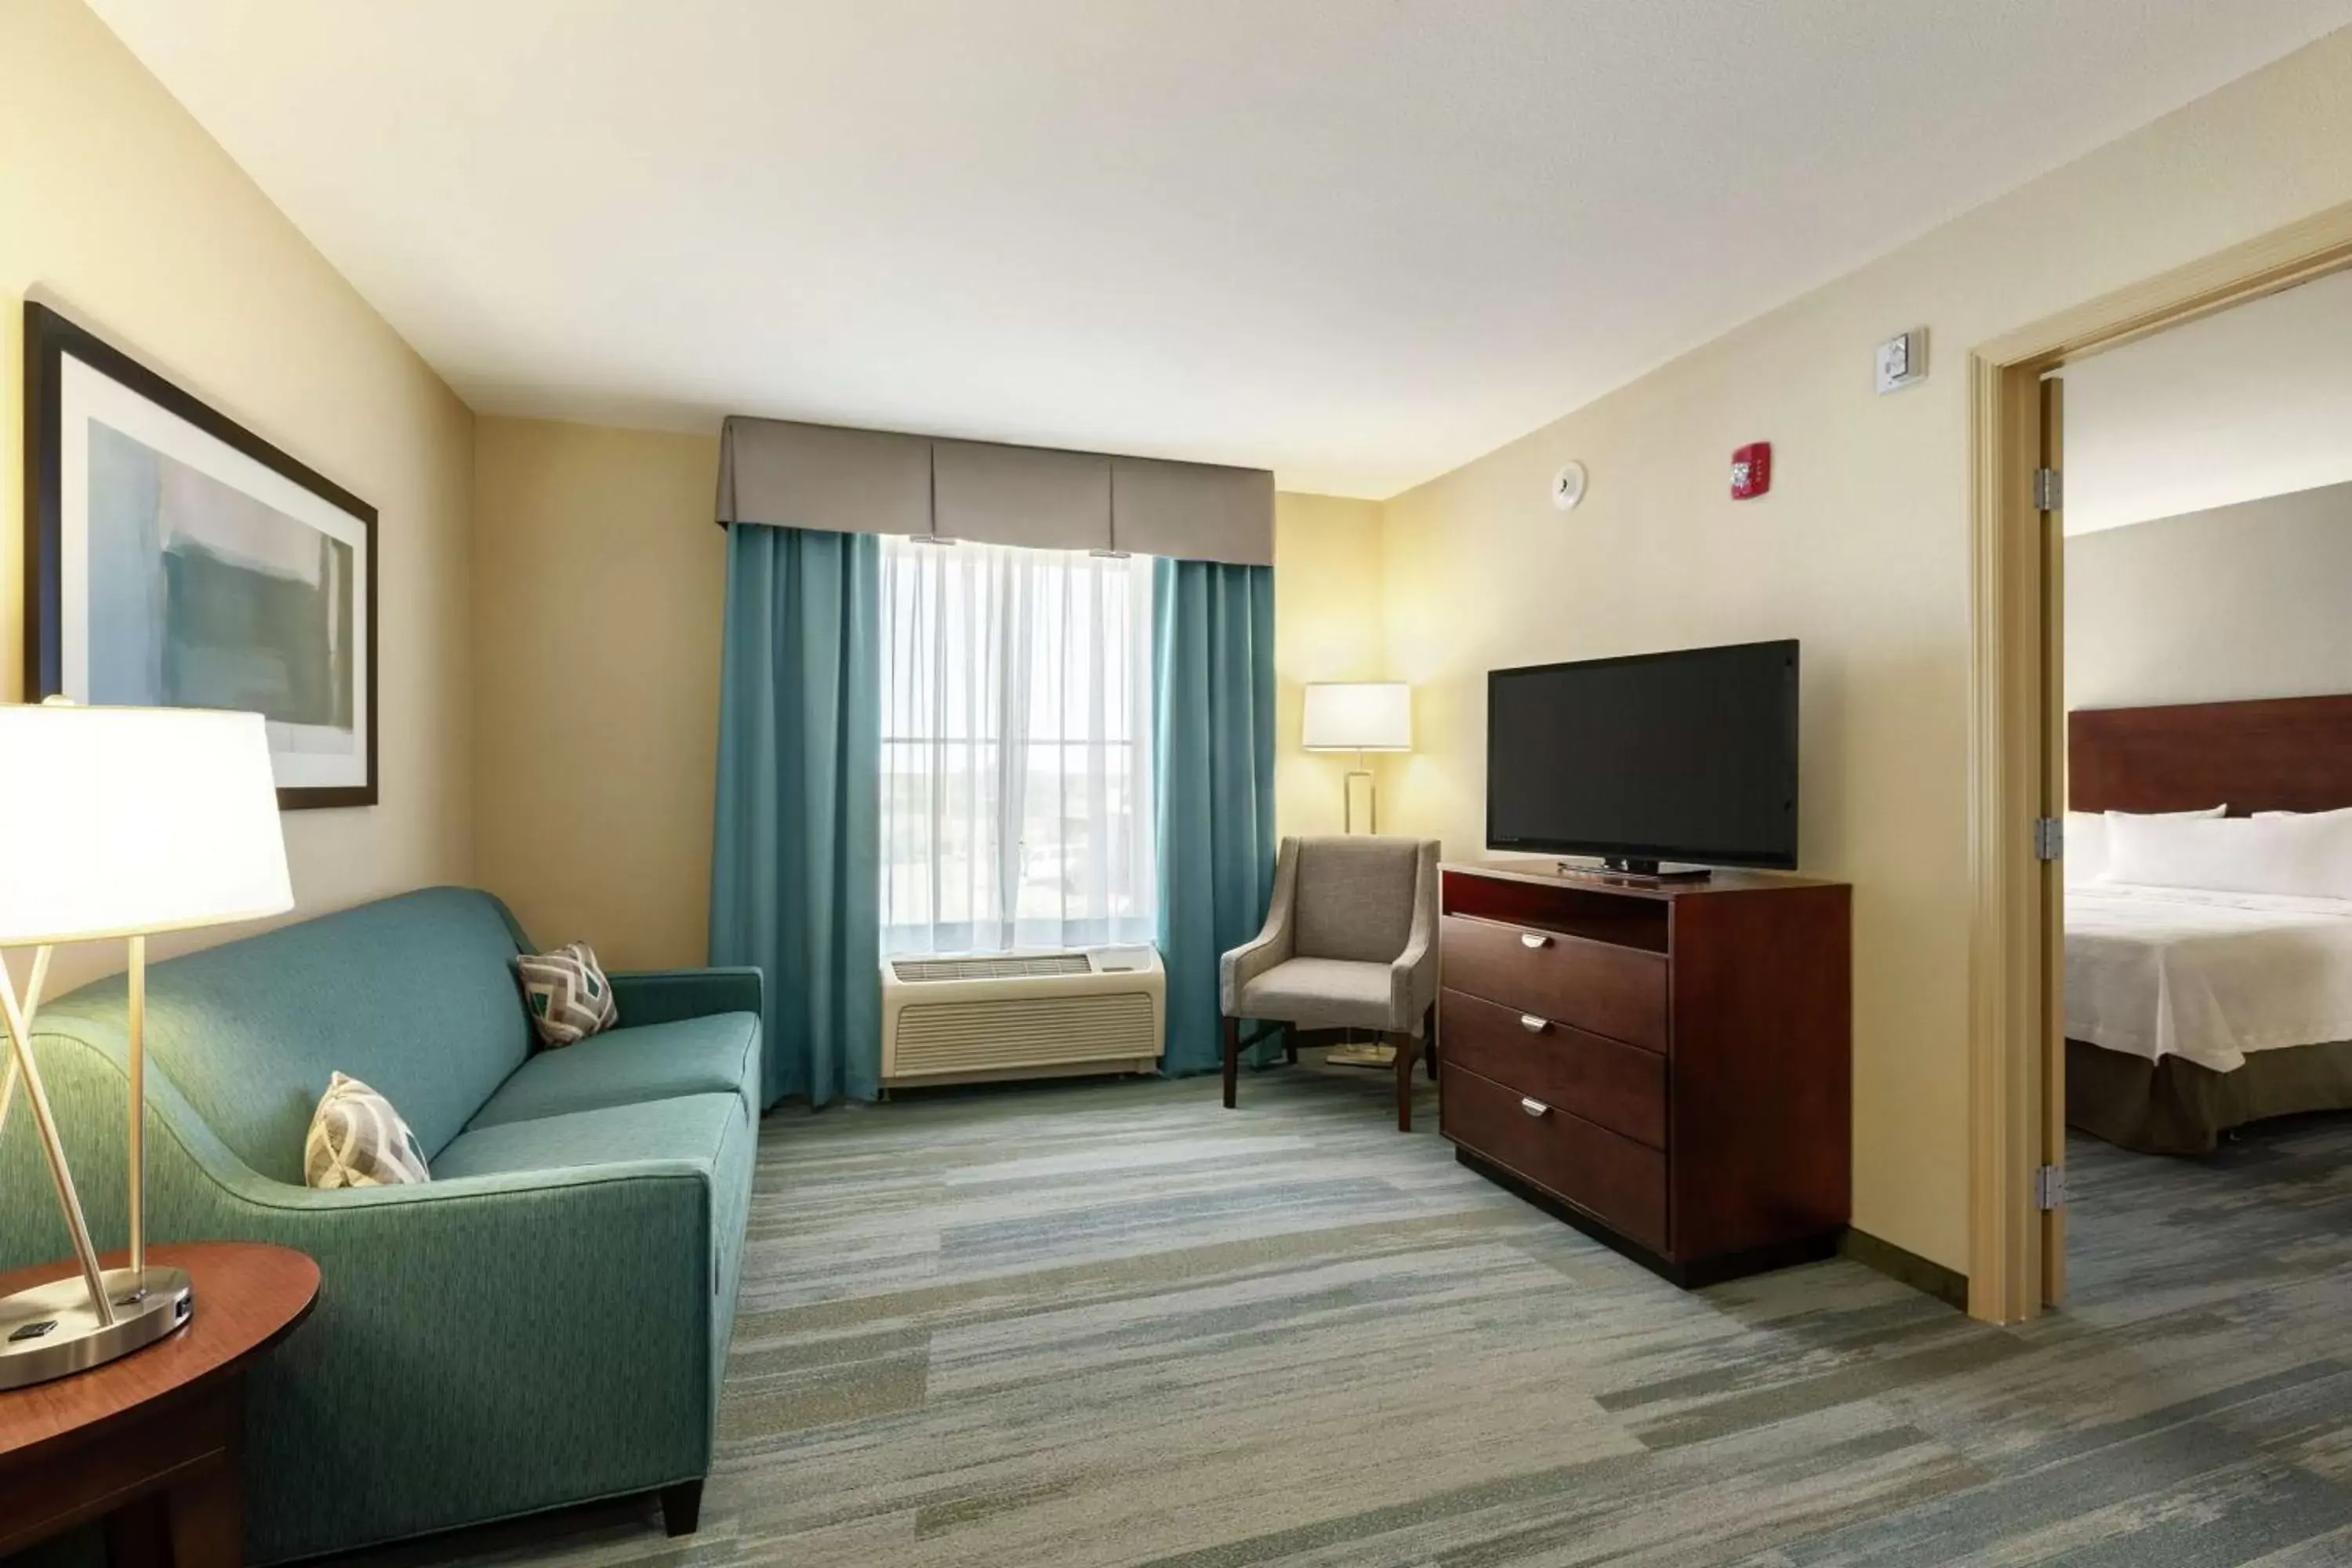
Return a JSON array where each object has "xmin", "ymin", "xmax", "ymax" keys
[{"xmin": 2067, "ymin": 1037, "xmax": 2352, "ymax": 1155}]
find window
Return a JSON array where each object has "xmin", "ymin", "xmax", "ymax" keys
[{"xmin": 879, "ymin": 535, "xmax": 1156, "ymax": 954}]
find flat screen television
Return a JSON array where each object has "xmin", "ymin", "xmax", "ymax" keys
[{"xmin": 1486, "ymin": 640, "xmax": 1799, "ymax": 873}]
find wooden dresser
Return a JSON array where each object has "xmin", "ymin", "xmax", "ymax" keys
[{"xmin": 1437, "ymin": 861, "xmax": 1851, "ymax": 1286}]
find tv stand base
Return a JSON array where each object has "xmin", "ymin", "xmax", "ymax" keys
[{"xmin": 1561, "ymin": 858, "xmax": 1713, "ymax": 884}]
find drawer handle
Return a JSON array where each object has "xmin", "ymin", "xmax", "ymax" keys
[
  {"xmin": 1519, "ymin": 931, "xmax": 1552, "ymax": 949},
  {"xmin": 1518, "ymin": 1014, "xmax": 1548, "ymax": 1033},
  {"xmin": 1519, "ymin": 1097, "xmax": 1550, "ymax": 1117}
]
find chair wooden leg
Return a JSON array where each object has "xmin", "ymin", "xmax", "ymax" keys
[
  {"xmin": 1391, "ymin": 1032, "xmax": 1417, "ymax": 1131},
  {"xmin": 1284, "ymin": 1022, "xmax": 1298, "ymax": 1065},
  {"xmin": 1222, "ymin": 1015, "xmax": 1242, "ymax": 1108},
  {"xmin": 1422, "ymin": 1004, "xmax": 1439, "ymax": 1080}
]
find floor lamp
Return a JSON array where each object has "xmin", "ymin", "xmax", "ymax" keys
[
  {"xmin": 1301, "ymin": 682, "xmax": 1411, "ymax": 834},
  {"xmin": 0, "ymin": 703, "xmax": 292, "ymax": 1390},
  {"xmin": 1300, "ymin": 682, "xmax": 1411, "ymax": 1066}
]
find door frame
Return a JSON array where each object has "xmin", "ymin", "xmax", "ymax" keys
[{"xmin": 1965, "ymin": 198, "xmax": 2352, "ymax": 1323}]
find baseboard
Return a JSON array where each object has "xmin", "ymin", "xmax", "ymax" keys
[{"xmin": 1839, "ymin": 1226, "xmax": 1969, "ymax": 1311}]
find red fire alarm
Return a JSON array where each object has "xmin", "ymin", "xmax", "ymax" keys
[{"xmin": 1730, "ymin": 441, "xmax": 1772, "ymax": 500}]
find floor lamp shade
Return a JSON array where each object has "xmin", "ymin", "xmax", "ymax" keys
[
  {"xmin": 0, "ymin": 703, "xmax": 292, "ymax": 1391},
  {"xmin": 1301, "ymin": 682, "xmax": 1411, "ymax": 754},
  {"xmin": 0, "ymin": 705, "xmax": 293, "ymax": 944},
  {"xmin": 1301, "ymin": 683, "xmax": 1410, "ymax": 835}
]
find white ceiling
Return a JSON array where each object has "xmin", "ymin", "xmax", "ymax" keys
[
  {"xmin": 86, "ymin": 1, "xmax": 2352, "ymax": 499},
  {"xmin": 2062, "ymin": 267, "xmax": 2352, "ymax": 534}
]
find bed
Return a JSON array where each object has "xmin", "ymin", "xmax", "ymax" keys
[{"xmin": 2066, "ymin": 695, "xmax": 2352, "ymax": 1153}]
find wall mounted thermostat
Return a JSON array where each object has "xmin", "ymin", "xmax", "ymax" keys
[
  {"xmin": 1549, "ymin": 460, "xmax": 1588, "ymax": 511},
  {"xmin": 1875, "ymin": 327, "xmax": 1928, "ymax": 394},
  {"xmin": 1730, "ymin": 441, "xmax": 1772, "ymax": 500}
]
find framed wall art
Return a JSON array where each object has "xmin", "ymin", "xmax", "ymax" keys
[{"xmin": 23, "ymin": 301, "xmax": 377, "ymax": 808}]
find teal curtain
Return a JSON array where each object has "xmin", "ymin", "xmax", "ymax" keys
[
  {"xmin": 710, "ymin": 524, "xmax": 882, "ymax": 1108},
  {"xmin": 1152, "ymin": 558, "xmax": 1277, "ymax": 1077}
]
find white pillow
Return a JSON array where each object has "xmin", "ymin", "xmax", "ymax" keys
[
  {"xmin": 2101, "ymin": 810, "xmax": 2352, "ymax": 900},
  {"xmin": 2065, "ymin": 806, "xmax": 2225, "ymax": 887}
]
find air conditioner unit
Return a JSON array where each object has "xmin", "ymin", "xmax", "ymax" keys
[{"xmin": 880, "ymin": 947, "xmax": 1164, "ymax": 1089}]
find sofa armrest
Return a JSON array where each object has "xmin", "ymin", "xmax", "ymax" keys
[
  {"xmin": 610, "ymin": 966, "xmax": 764, "ymax": 1028},
  {"xmin": 194, "ymin": 1158, "xmax": 720, "ymax": 1559},
  {"xmin": 0, "ymin": 1022, "xmax": 732, "ymax": 1563}
]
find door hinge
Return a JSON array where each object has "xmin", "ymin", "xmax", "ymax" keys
[
  {"xmin": 2034, "ymin": 467, "xmax": 2063, "ymax": 511},
  {"xmin": 2034, "ymin": 817, "xmax": 2063, "ymax": 862},
  {"xmin": 2033, "ymin": 1163, "xmax": 2067, "ymax": 1211}
]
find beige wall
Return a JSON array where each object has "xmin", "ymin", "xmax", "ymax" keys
[
  {"xmin": 2068, "ymin": 481, "xmax": 2352, "ymax": 713},
  {"xmin": 1377, "ymin": 28, "xmax": 2352, "ymax": 1272},
  {"xmin": 1274, "ymin": 492, "xmax": 1388, "ymax": 838},
  {"xmin": 2061, "ymin": 267, "xmax": 2352, "ymax": 535},
  {"xmin": 0, "ymin": 0, "xmax": 476, "ymax": 993},
  {"xmin": 473, "ymin": 417, "xmax": 725, "ymax": 967}
]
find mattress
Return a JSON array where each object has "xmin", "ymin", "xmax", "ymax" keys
[{"xmin": 2064, "ymin": 884, "xmax": 2352, "ymax": 1072}]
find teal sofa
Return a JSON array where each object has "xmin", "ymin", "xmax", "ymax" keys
[{"xmin": 0, "ymin": 888, "xmax": 760, "ymax": 1563}]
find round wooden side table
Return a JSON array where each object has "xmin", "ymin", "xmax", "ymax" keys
[{"xmin": 0, "ymin": 1242, "xmax": 319, "ymax": 1568}]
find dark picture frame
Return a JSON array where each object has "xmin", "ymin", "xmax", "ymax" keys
[{"xmin": 23, "ymin": 301, "xmax": 379, "ymax": 809}]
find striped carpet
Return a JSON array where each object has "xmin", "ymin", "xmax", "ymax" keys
[{"xmin": 357, "ymin": 1057, "xmax": 2352, "ymax": 1567}]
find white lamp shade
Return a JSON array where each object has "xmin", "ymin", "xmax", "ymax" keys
[
  {"xmin": 0, "ymin": 705, "xmax": 293, "ymax": 945},
  {"xmin": 1301, "ymin": 682, "xmax": 1411, "ymax": 752}
]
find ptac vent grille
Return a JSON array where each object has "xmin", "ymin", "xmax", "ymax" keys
[
  {"xmin": 891, "ymin": 991, "xmax": 1156, "ymax": 1076},
  {"xmin": 890, "ymin": 953, "xmax": 1093, "ymax": 983}
]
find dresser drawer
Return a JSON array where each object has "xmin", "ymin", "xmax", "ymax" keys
[
  {"xmin": 1440, "ymin": 915, "xmax": 1668, "ymax": 1052},
  {"xmin": 1440, "ymin": 1061, "xmax": 1668, "ymax": 1253},
  {"xmin": 1439, "ymin": 989, "xmax": 1667, "ymax": 1149}
]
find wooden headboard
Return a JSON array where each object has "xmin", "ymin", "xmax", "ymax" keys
[{"xmin": 2069, "ymin": 694, "xmax": 2352, "ymax": 815}]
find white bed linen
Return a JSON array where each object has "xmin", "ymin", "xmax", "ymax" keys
[{"xmin": 2066, "ymin": 884, "xmax": 2352, "ymax": 1071}]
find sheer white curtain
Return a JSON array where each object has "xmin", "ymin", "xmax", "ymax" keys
[{"xmin": 879, "ymin": 535, "xmax": 1156, "ymax": 955}]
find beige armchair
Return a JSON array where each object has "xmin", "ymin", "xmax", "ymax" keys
[{"xmin": 1220, "ymin": 835, "xmax": 1442, "ymax": 1130}]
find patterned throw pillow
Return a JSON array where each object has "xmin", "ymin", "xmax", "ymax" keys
[
  {"xmin": 514, "ymin": 941, "xmax": 619, "ymax": 1047},
  {"xmin": 304, "ymin": 1073, "xmax": 430, "ymax": 1189}
]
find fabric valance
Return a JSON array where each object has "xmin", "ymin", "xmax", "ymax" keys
[
  {"xmin": 932, "ymin": 438, "xmax": 1111, "ymax": 554},
  {"xmin": 714, "ymin": 419, "xmax": 931, "ymax": 538},
  {"xmin": 714, "ymin": 415, "xmax": 1272, "ymax": 567},
  {"xmin": 1109, "ymin": 457, "xmax": 1274, "ymax": 567}
]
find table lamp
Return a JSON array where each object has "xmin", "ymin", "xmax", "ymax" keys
[
  {"xmin": 1301, "ymin": 682, "xmax": 1410, "ymax": 833},
  {"xmin": 0, "ymin": 702, "xmax": 292, "ymax": 1390}
]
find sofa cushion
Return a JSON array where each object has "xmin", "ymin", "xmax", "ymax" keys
[
  {"xmin": 432, "ymin": 1092, "xmax": 744, "ymax": 1181},
  {"xmin": 39, "ymin": 887, "xmax": 534, "ymax": 1184},
  {"xmin": 466, "ymin": 1014, "xmax": 760, "ymax": 1131}
]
